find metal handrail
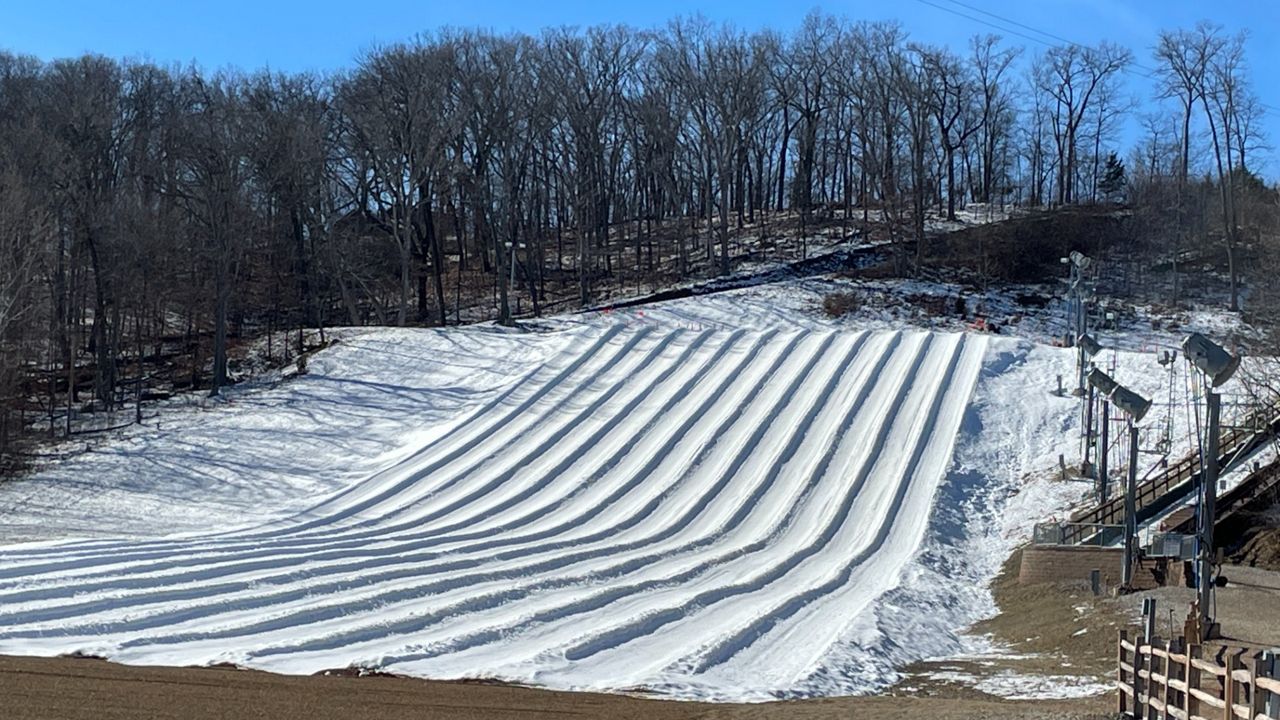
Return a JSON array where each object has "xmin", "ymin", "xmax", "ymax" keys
[
  {"xmin": 1059, "ymin": 407, "xmax": 1280, "ymax": 546},
  {"xmin": 1034, "ymin": 521, "xmax": 1125, "ymax": 546}
]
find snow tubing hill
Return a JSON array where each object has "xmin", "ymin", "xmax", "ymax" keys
[{"xmin": 0, "ymin": 326, "xmax": 987, "ymax": 700}]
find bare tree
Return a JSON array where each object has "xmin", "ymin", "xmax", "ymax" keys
[
  {"xmin": 1200, "ymin": 29, "xmax": 1250, "ymax": 310},
  {"xmin": 970, "ymin": 35, "xmax": 1019, "ymax": 207},
  {"xmin": 1033, "ymin": 42, "xmax": 1131, "ymax": 205},
  {"xmin": 171, "ymin": 72, "xmax": 249, "ymax": 396},
  {"xmin": 917, "ymin": 45, "xmax": 981, "ymax": 220}
]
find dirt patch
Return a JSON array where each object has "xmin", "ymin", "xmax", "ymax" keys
[
  {"xmin": 698, "ymin": 695, "xmax": 1118, "ymax": 720},
  {"xmin": 921, "ymin": 207, "xmax": 1128, "ymax": 284},
  {"xmin": 1112, "ymin": 564, "xmax": 1280, "ymax": 648},
  {"xmin": 1233, "ymin": 525, "xmax": 1280, "ymax": 571},
  {"xmin": 0, "ymin": 653, "xmax": 1122, "ymax": 720},
  {"xmin": 905, "ymin": 291, "xmax": 953, "ymax": 317},
  {"xmin": 822, "ymin": 291, "xmax": 861, "ymax": 317},
  {"xmin": 898, "ymin": 548, "xmax": 1125, "ymax": 711},
  {"xmin": 971, "ymin": 551, "xmax": 1127, "ymax": 677}
]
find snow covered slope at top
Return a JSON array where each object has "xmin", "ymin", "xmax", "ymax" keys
[
  {"xmin": 0, "ymin": 281, "xmax": 1234, "ymax": 701},
  {"xmin": 0, "ymin": 322, "xmax": 987, "ymax": 700},
  {"xmin": 0, "ymin": 327, "xmax": 573, "ymax": 542}
]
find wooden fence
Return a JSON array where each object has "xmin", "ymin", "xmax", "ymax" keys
[{"xmin": 1118, "ymin": 631, "xmax": 1280, "ymax": 719}]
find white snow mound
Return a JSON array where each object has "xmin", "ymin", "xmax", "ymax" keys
[{"xmin": 0, "ymin": 318, "xmax": 1105, "ymax": 701}]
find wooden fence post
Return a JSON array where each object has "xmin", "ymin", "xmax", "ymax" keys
[
  {"xmin": 1254, "ymin": 655, "xmax": 1267, "ymax": 720},
  {"xmin": 1187, "ymin": 644, "xmax": 1201, "ymax": 720},
  {"xmin": 1266, "ymin": 650, "xmax": 1280, "ymax": 719},
  {"xmin": 1120, "ymin": 630, "xmax": 1129, "ymax": 717},
  {"xmin": 1164, "ymin": 641, "xmax": 1174, "ymax": 720},
  {"xmin": 1176, "ymin": 642, "xmax": 1189, "ymax": 720},
  {"xmin": 1225, "ymin": 653, "xmax": 1239, "ymax": 720},
  {"xmin": 1135, "ymin": 636, "xmax": 1146, "ymax": 720}
]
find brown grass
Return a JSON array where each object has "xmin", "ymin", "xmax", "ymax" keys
[{"xmin": 822, "ymin": 291, "xmax": 862, "ymax": 317}]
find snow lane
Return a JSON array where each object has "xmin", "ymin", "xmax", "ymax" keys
[
  {"xmin": 532, "ymin": 334, "xmax": 940, "ymax": 686},
  {"xmin": 0, "ymin": 331, "xmax": 753, "ymax": 617},
  {"xmin": 223, "ymin": 332, "xmax": 880, "ymax": 669},
  {"xmin": 686, "ymin": 335, "xmax": 979, "ymax": 679},
  {"xmin": 0, "ymin": 325, "xmax": 680, "ymax": 588},
  {"xmin": 0, "ymin": 323, "xmax": 640, "ymax": 572},
  {"xmin": 0, "ymin": 325, "xmax": 612, "ymax": 562},
  {"xmin": 3, "ymin": 331, "xmax": 834, "ymax": 642},
  {"xmin": 354, "ymin": 332, "xmax": 909, "ymax": 681},
  {"xmin": 0, "ymin": 331, "xmax": 800, "ymax": 632},
  {"xmin": 727, "ymin": 335, "xmax": 990, "ymax": 692},
  {"xmin": 0, "ymin": 325, "xmax": 989, "ymax": 700}
]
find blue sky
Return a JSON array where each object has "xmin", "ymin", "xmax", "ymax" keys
[{"xmin": 4, "ymin": 1, "xmax": 1279, "ymax": 175}]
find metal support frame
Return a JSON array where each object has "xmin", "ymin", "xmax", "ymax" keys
[
  {"xmin": 1082, "ymin": 381, "xmax": 1095, "ymax": 476},
  {"xmin": 1077, "ymin": 300, "xmax": 1088, "ymax": 392},
  {"xmin": 1123, "ymin": 419, "xmax": 1139, "ymax": 590},
  {"xmin": 1098, "ymin": 399, "xmax": 1110, "ymax": 504},
  {"xmin": 1197, "ymin": 390, "xmax": 1220, "ymax": 636}
]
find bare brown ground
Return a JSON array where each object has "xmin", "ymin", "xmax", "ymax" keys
[
  {"xmin": 1112, "ymin": 562, "xmax": 1280, "ymax": 648},
  {"xmin": 1235, "ymin": 526, "xmax": 1280, "ymax": 572},
  {"xmin": 898, "ymin": 549, "xmax": 1123, "ymax": 711},
  {"xmin": 0, "ymin": 654, "xmax": 1119, "ymax": 720}
]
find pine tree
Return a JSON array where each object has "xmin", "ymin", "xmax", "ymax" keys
[{"xmin": 1099, "ymin": 152, "xmax": 1127, "ymax": 202}]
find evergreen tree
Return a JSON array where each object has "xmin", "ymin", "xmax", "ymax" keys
[{"xmin": 1100, "ymin": 152, "xmax": 1127, "ymax": 201}]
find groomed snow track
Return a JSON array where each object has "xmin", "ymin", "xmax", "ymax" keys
[{"xmin": 0, "ymin": 326, "xmax": 987, "ymax": 700}]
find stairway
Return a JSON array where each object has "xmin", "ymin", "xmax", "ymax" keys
[
  {"xmin": 1158, "ymin": 457, "xmax": 1280, "ymax": 535},
  {"xmin": 1059, "ymin": 409, "xmax": 1280, "ymax": 545}
]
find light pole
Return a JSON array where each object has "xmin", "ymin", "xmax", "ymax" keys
[
  {"xmin": 1088, "ymin": 366, "xmax": 1118, "ymax": 504},
  {"xmin": 1061, "ymin": 252, "xmax": 1095, "ymax": 484},
  {"xmin": 1079, "ymin": 333, "xmax": 1103, "ymax": 476},
  {"xmin": 1181, "ymin": 332, "xmax": 1240, "ymax": 638},
  {"xmin": 1061, "ymin": 251, "xmax": 1093, "ymax": 391},
  {"xmin": 1088, "ymin": 367, "xmax": 1151, "ymax": 591},
  {"xmin": 1060, "ymin": 256, "xmax": 1074, "ymax": 348}
]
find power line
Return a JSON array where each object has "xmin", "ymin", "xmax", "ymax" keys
[
  {"xmin": 940, "ymin": 0, "xmax": 1163, "ymax": 75},
  {"xmin": 909, "ymin": 0, "xmax": 1059, "ymax": 49},
  {"xmin": 935, "ymin": 0, "xmax": 1086, "ymax": 51},
  {"xmin": 912, "ymin": 0, "xmax": 1157, "ymax": 74},
  {"xmin": 934, "ymin": 0, "xmax": 1280, "ymax": 119},
  {"xmin": 912, "ymin": 0, "xmax": 1280, "ymax": 119}
]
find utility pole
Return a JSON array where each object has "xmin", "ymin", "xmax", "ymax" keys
[
  {"xmin": 1083, "ymin": 382, "xmax": 1095, "ymax": 474},
  {"xmin": 1063, "ymin": 253, "xmax": 1095, "ymax": 478},
  {"xmin": 1066, "ymin": 251, "xmax": 1092, "ymax": 394}
]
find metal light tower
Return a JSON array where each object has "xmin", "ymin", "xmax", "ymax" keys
[
  {"xmin": 1088, "ymin": 368, "xmax": 1151, "ymax": 591},
  {"xmin": 1064, "ymin": 251, "xmax": 1093, "ymax": 389},
  {"xmin": 1181, "ymin": 332, "xmax": 1241, "ymax": 638},
  {"xmin": 1061, "ymin": 252, "xmax": 1095, "ymax": 480},
  {"xmin": 1088, "ymin": 366, "xmax": 1119, "ymax": 504},
  {"xmin": 1079, "ymin": 333, "xmax": 1104, "ymax": 476}
]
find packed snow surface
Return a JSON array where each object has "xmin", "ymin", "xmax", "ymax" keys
[{"xmin": 1, "ymin": 286, "xmax": 1197, "ymax": 701}]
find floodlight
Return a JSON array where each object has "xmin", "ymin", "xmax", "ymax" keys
[
  {"xmin": 1078, "ymin": 333, "xmax": 1103, "ymax": 359},
  {"xmin": 1087, "ymin": 367, "xmax": 1119, "ymax": 396},
  {"xmin": 1069, "ymin": 251, "xmax": 1092, "ymax": 270},
  {"xmin": 1181, "ymin": 332, "xmax": 1240, "ymax": 387},
  {"xmin": 1110, "ymin": 385, "xmax": 1152, "ymax": 423}
]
